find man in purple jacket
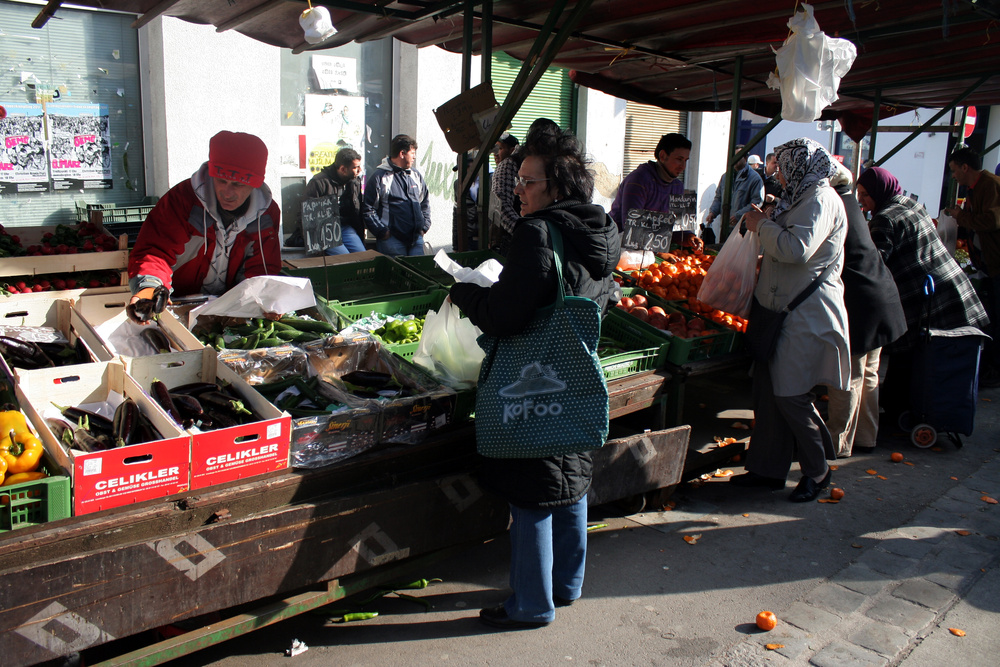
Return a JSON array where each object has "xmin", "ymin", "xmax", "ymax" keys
[{"xmin": 609, "ymin": 133, "xmax": 692, "ymax": 232}]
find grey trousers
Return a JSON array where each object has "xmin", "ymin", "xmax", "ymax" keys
[{"xmin": 746, "ymin": 361, "xmax": 835, "ymax": 480}]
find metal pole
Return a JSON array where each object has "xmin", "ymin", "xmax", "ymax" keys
[
  {"xmin": 455, "ymin": 0, "xmax": 475, "ymax": 251},
  {"xmin": 720, "ymin": 56, "xmax": 742, "ymax": 242},
  {"xmin": 865, "ymin": 87, "xmax": 881, "ymax": 167},
  {"xmin": 873, "ymin": 75, "xmax": 988, "ymax": 167},
  {"xmin": 479, "ymin": 0, "xmax": 493, "ymax": 250},
  {"xmin": 981, "ymin": 136, "xmax": 1000, "ymax": 156}
]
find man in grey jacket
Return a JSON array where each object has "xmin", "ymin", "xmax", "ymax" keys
[
  {"xmin": 362, "ymin": 134, "xmax": 431, "ymax": 256},
  {"xmin": 705, "ymin": 144, "xmax": 765, "ymax": 228}
]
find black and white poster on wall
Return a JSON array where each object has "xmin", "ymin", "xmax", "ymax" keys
[
  {"xmin": 0, "ymin": 103, "xmax": 49, "ymax": 194},
  {"xmin": 48, "ymin": 103, "xmax": 113, "ymax": 191}
]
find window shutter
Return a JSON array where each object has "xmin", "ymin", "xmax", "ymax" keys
[
  {"xmin": 489, "ymin": 52, "xmax": 576, "ymax": 146},
  {"xmin": 623, "ymin": 101, "xmax": 687, "ymax": 174}
]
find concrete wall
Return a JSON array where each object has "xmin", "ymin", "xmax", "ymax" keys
[
  {"xmin": 140, "ymin": 19, "xmax": 282, "ymax": 223},
  {"xmin": 412, "ymin": 46, "xmax": 481, "ymax": 252},
  {"xmin": 688, "ymin": 111, "xmax": 733, "ymax": 239},
  {"xmin": 577, "ymin": 88, "xmax": 627, "ymax": 213}
]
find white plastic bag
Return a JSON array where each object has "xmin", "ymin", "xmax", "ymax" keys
[
  {"xmin": 766, "ymin": 3, "xmax": 857, "ymax": 122},
  {"xmin": 299, "ymin": 6, "xmax": 337, "ymax": 44},
  {"xmin": 936, "ymin": 210, "xmax": 958, "ymax": 256},
  {"xmin": 432, "ymin": 249, "xmax": 503, "ymax": 287},
  {"xmin": 412, "ymin": 301, "xmax": 485, "ymax": 389},
  {"xmin": 697, "ymin": 226, "xmax": 760, "ymax": 318}
]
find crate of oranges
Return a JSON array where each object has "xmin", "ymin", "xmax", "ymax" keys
[{"xmin": 615, "ymin": 287, "xmax": 734, "ymax": 365}]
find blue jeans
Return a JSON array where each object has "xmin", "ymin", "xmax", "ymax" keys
[
  {"xmin": 376, "ymin": 234, "xmax": 424, "ymax": 257},
  {"xmin": 324, "ymin": 226, "xmax": 367, "ymax": 255},
  {"xmin": 504, "ymin": 495, "xmax": 588, "ymax": 623}
]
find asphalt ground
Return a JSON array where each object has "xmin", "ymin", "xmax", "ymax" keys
[{"xmin": 148, "ymin": 378, "xmax": 1000, "ymax": 667}]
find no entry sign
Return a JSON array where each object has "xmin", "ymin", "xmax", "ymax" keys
[{"xmin": 964, "ymin": 106, "xmax": 977, "ymax": 139}]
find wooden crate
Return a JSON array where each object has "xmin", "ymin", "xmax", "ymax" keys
[{"xmin": 0, "ymin": 224, "xmax": 127, "ymax": 279}]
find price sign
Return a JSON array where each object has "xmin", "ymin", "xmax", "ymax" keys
[
  {"xmin": 301, "ymin": 195, "xmax": 342, "ymax": 256},
  {"xmin": 621, "ymin": 208, "xmax": 675, "ymax": 252},
  {"xmin": 670, "ymin": 191, "xmax": 698, "ymax": 231}
]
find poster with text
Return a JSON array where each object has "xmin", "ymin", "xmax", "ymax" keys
[
  {"xmin": 48, "ymin": 103, "xmax": 113, "ymax": 191},
  {"xmin": 305, "ymin": 93, "xmax": 365, "ymax": 177},
  {"xmin": 311, "ymin": 55, "xmax": 358, "ymax": 93},
  {"xmin": 0, "ymin": 103, "xmax": 49, "ymax": 194}
]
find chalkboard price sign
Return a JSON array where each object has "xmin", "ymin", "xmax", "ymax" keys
[
  {"xmin": 621, "ymin": 208, "xmax": 675, "ymax": 252},
  {"xmin": 301, "ymin": 195, "xmax": 342, "ymax": 256},
  {"xmin": 669, "ymin": 191, "xmax": 698, "ymax": 231}
]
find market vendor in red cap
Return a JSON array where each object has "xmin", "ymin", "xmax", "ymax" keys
[{"xmin": 127, "ymin": 130, "xmax": 281, "ymax": 320}]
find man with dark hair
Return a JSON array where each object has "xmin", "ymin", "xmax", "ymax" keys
[
  {"xmin": 706, "ymin": 144, "xmax": 765, "ymax": 228},
  {"xmin": 762, "ymin": 152, "xmax": 783, "ymax": 203},
  {"xmin": 609, "ymin": 132, "xmax": 692, "ymax": 232},
  {"xmin": 489, "ymin": 132, "xmax": 522, "ymax": 253},
  {"xmin": 304, "ymin": 146, "xmax": 365, "ymax": 255},
  {"xmin": 946, "ymin": 145, "xmax": 1000, "ymax": 383},
  {"xmin": 363, "ymin": 134, "xmax": 431, "ymax": 256}
]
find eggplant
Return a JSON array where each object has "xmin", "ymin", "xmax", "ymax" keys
[
  {"xmin": 170, "ymin": 382, "xmax": 220, "ymax": 397},
  {"xmin": 113, "ymin": 398, "xmax": 140, "ymax": 447},
  {"xmin": 0, "ymin": 336, "xmax": 55, "ymax": 369},
  {"xmin": 341, "ymin": 370, "xmax": 393, "ymax": 388},
  {"xmin": 141, "ymin": 327, "xmax": 172, "ymax": 354},
  {"xmin": 126, "ymin": 285, "xmax": 171, "ymax": 323},
  {"xmin": 150, "ymin": 379, "xmax": 183, "ymax": 424},
  {"xmin": 46, "ymin": 418, "xmax": 75, "ymax": 449},
  {"xmin": 199, "ymin": 391, "xmax": 253, "ymax": 416},
  {"xmin": 54, "ymin": 404, "xmax": 115, "ymax": 436},
  {"xmin": 170, "ymin": 393, "xmax": 204, "ymax": 420},
  {"xmin": 203, "ymin": 407, "xmax": 238, "ymax": 429}
]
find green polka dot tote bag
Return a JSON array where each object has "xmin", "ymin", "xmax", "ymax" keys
[{"xmin": 475, "ymin": 222, "xmax": 610, "ymax": 458}]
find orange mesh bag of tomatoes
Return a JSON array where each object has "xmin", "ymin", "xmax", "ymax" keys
[{"xmin": 697, "ymin": 226, "xmax": 759, "ymax": 318}]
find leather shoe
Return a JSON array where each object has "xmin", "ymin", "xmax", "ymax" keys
[
  {"xmin": 479, "ymin": 605, "xmax": 549, "ymax": 630},
  {"xmin": 789, "ymin": 468, "xmax": 832, "ymax": 502},
  {"xmin": 553, "ymin": 596, "xmax": 574, "ymax": 608},
  {"xmin": 729, "ymin": 471, "xmax": 785, "ymax": 491}
]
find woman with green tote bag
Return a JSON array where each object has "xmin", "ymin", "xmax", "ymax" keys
[{"xmin": 450, "ymin": 124, "xmax": 620, "ymax": 629}]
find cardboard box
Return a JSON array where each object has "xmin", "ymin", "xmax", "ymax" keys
[
  {"xmin": 127, "ymin": 352, "xmax": 291, "ymax": 489},
  {"xmin": 15, "ymin": 361, "xmax": 191, "ymax": 516},
  {"xmin": 0, "ymin": 297, "xmax": 104, "ymax": 379},
  {"xmin": 282, "ymin": 249, "xmax": 382, "ymax": 270},
  {"xmin": 74, "ymin": 288, "xmax": 204, "ymax": 361}
]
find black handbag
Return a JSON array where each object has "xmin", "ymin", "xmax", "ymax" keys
[{"xmin": 745, "ymin": 262, "xmax": 838, "ymax": 363}]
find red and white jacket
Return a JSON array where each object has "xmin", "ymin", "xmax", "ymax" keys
[{"xmin": 128, "ymin": 163, "xmax": 281, "ymax": 297}]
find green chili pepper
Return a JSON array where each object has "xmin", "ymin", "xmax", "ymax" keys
[{"xmin": 340, "ymin": 612, "xmax": 378, "ymax": 623}]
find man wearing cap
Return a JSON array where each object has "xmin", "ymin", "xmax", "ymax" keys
[
  {"xmin": 488, "ymin": 132, "xmax": 520, "ymax": 254},
  {"xmin": 128, "ymin": 130, "xmax": 281, "ymax": 312},
  {"xmin": 705, "ymin": 144, "xmax": 765, "ymax": 228},
  {"xmin": 362, "ymin": 134, "xmax": 431, "ymax": 257}
]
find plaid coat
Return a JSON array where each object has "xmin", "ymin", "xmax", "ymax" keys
[{"xmin": 868, "ymin": 194, "xmax": 989, "ymax": 350}]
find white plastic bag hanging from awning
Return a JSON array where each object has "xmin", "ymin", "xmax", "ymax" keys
[{"xmin": 766, "ymin": 3, "xmax": 857, "ymax": 122}]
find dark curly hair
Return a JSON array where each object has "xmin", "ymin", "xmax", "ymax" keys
[{"xmin": 522, "ymin": 125, "xmax": 594, "ymax": 203}]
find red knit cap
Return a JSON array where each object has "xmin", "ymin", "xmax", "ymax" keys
[{"xmin": 208, "ymin": 131, "xmax": 267, "ymax": 188}]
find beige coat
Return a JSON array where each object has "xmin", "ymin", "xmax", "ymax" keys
[{"xmin": 755, "ymin": 182, "xmax": 851, "ymax": 396}]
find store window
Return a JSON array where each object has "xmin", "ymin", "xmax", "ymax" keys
[
  {"xmin": 278, "ymin": 41, "xmax": 392, "ymax": 235},
  {"xmin": 0, "ymin": 1, "xmax": 144, "ymax": 228}
]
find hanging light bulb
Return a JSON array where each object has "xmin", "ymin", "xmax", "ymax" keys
[{"xmin": 300, "ymin": 2, "xmax": 337, "ymax": 44}]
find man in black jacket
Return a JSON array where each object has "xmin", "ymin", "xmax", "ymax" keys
[{"xmin": 305, "ymin": 147, "xmax": 365, "ymax": 255}]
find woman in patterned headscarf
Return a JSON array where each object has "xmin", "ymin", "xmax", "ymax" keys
[{"xmin": 729, "ymin": 137, "xmax": 851, "ymax": 502}]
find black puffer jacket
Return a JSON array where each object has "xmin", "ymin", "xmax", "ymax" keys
[
  {"xmin": 450, "ymin": 200, "xmax": 620, "ymax": 509},
  {"xmin": 304, "ymin": 165, "xmax": 364, "ymax": 238}
]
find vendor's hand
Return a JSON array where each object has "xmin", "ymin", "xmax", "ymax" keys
[
  {"xmin": 263, "ymin": 312, "xmax": 282, "ymax": 321},
  {"xmin": 126, "ymin": 289, "xmax": 156, "ymax": 325},
  {"xmin": 729, "ymin": 214, "xmax": 739, "ymax": 224},
  {"xmin": 743, "ymin": 205, "xmax": 769, "ymax": 233},
  {"xmin": 705, "ymin": 211, "xmax": 716, "ymax": 224},
  {"xmin": 944, "ymin": 207, "xmax": 961, "ymax": 218}
]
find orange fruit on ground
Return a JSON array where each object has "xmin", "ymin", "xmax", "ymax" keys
[
  {"xmin": 830, "ymin": 488, "xmax": 845, "ymax": 500},
  {"xmin": 756, "ymin": 611, "xmax": 777, "ymax": 631},
  {"xmin": 890, "ymin": 452, "xmax": 904, "ymax": 462}
]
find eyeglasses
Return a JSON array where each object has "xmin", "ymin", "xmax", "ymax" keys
[{"xmin": 515, "ymin": 176, "xmax": 549, "ymax": 187}]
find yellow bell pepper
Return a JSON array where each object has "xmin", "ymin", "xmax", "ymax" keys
[
  {"xmin": 0, "ymin": 456, "xmax": 6, "ymax": 486},
  {"xmin": 0, "ymin": 410, "xmax": 44, "ymax": 475}
]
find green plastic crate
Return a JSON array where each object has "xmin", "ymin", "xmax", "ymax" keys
[
  {"xmin": 332, "ymin": 290, "xmax": 449, "ymax": 359},
  {"xmin": 615, "ymin": 287, "xmax": 734, "ymax": 366},
  {"xmin": 397, "ymin": 250, "xmax": 504, "ymax": 287},
  {"xmin": 598, "ymin": 308, "xmax": 668, "ymax": 380},
  {"xmin": 0, "ymin": 452, "xmax": 71, "ymax": 532},
  {"xmin": 285, "ymin": 256, "xmax": 436, "ymax": 306}
]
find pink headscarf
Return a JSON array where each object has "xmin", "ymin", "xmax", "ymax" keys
[{"xmin": 856, "ymin": 167, "xmax": 902, "ymax": 212}]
